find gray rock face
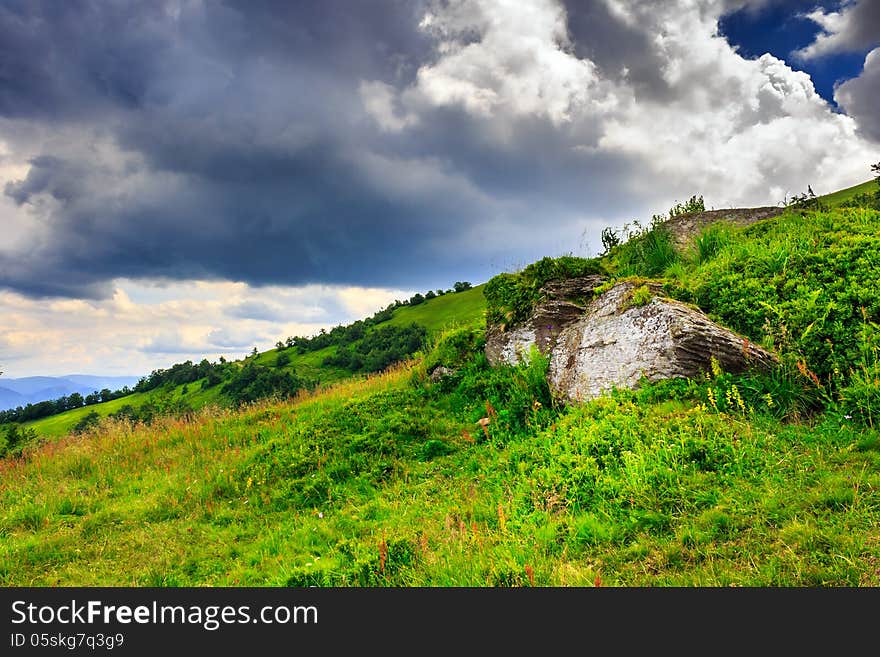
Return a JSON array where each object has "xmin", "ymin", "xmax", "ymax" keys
[
  {"xmin": 485, "ymin": 275, "xmax": 605, "ymax": 366},
  {"xmin": 547, "ymin": 282, "xmax": 777, "ymax": 403},
  {"xmin": 663, "ymin": 207, "xmax": 783, "ymax": 250},
  {"xmin": 428, "ymin": 365, "xmax": 456, "ymax": 382}
]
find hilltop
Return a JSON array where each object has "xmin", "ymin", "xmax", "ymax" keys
[
  {"xmin": 1, "ymin": 285, "xmax": 485, "ymax": 439},
  {"xmin": 0, "ymin": 178, "xmax": 879, "ymax": 586}
]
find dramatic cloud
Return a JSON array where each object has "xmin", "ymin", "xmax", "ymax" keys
[
  {"xmin": 1, "ymin": 0, "xmax": 876, "ymax": 305},
  {"xmin": 0, "ymin": 1, "xmax": 878, "ymax": 375},
  {"xmin": 836, "ymin": 47, "xmax": 880, "ymax": 142},
  {"xmin": 796, "ymin": 0, "xmax": 880, "ymax": 60}
]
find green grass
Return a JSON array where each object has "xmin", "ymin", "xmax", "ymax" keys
[
  {"xmin": 819, "ymin": 179, "xmax": 875, "ymax": 207},
  {"xmin": 22, "ymin": 379, "xmax": 226, "ymax": 438},
  {"xmin": 14, "ymin": 286, "xmax": 485, "ymax": 439},
  {"xmin": 1, "ymin": 356, "xmax": 878, "ymax": 586},
  {"xmin": 386, "ymin": 285, "xmax": 486, "ymax": 334},
  {"xmin": 3, "ymin": 188, "xmax": 880, "ymax": 587}
]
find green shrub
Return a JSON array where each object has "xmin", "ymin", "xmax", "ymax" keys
[
  {"xmin": 422, "ymin": 324, "xmax": 485, "ymax": 375},
  {"xmin": 222, "ymin": 363, "xmax": 305, "ymax": 405},
  {"xmin": 72, "ymin": 411, "xmax": 101, "ymax": 434},
  {"xmin": 612, "ymin": 226, "xmax": 679, "ymax": 277},
  {"xmin": 678, "ymin": 209, "xmax": 880, "ymax": 388},
  {"xmin": 629, "ymin": 284, "xmax": 653, "ymax": 307},
  {"xmin": 691, "ymin": 223, "xmax": 733, "ymax": 264}
]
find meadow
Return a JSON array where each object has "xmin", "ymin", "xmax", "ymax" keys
[{"xmin": 1, "ymin": 197, "xmax": 879, "ymax": 586}]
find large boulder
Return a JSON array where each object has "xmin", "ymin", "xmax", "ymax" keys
[
  {"xmin": 485, "ymin": 275, "xmax": 606, "ymax": 366},
  {"xmin": 547, "ymin": 281, "xmax": 777, "ymax": 403}
]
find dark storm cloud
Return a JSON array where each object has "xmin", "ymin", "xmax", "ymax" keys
[
  {"xmin": 0, "ymin": 0, "xmax": 644, "ymax": 299},
  {"xmin": 560, "ymin": 0, "xmax": 673, "ymax": 100},
  {"xmin": 3, "ymin": 1, "xmax": 870, "ymax": 302},
  {"xmin": 836, "ymin": 48, "xmax": 880, "ymax": 142},
  {"xmin": 0, "ymin": 0, "xmax": 476, "ymax": 297}
]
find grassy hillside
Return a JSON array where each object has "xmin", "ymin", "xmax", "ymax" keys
[
  {"xmin": 1, "ymin": 200, "xmax": 879, "ymax": 586},
  {"xmin": 819, "ymin": 179, "xmax": 875, "ymax": 207},
  {"xmin": 17, "ymin": 284, "xmax": 486, "ymax": 439},
  {"xmin": 386, "ymin": 285, "xmax": 486, "ymax": 333}
]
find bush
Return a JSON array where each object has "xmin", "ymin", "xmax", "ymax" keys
[
  {"xmin": 323, "ymin": 324, "xmax": 427, "ymax": 373},
  {"xmin": 222, "ymin": 364, "xmax": 306, "ymax": 405},
  {"xmin": 677, "ymin": 208, "xmax": 880, "ymax": 389},
  {"xmin": 422, "ymin": 324, "xmax": 485, "ymax": 376},
  {"xmin": 691, "ymin": 223, "xmax": 733, "ymax": 264},
  {"xmin": 72, "ymin": 411, "xmax": 101, "ymax": 434},
  {"xmin": 1, "ymin": 423, "xmax": 37, "ymax": 457}
]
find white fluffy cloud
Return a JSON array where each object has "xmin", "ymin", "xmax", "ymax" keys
[
  {"xmin": 411, "ymin": 0, "xmax": 607, "ymax": 124},
  {"xmin": 0, "ymin": 281, "xmax": 412, "ymax": 377},
  {"xmin": 380, "ymin": 0, "xmax": 876, "ymax": 208},
  {"xmin": 795, "ymin": 0, "xmax": 880, "ymax": 60}
]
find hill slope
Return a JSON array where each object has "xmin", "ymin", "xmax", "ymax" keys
[
  {"xmin": 12, "ymin": 285, "xmax": 486, "ymax": 438},
  {"xmin": 1, "ymin": 198, "xmax": 879, "ymax": 586}
]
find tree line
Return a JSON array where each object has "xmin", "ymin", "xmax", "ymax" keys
[{"xmin": 0, "ymin": 386, "xmax": 132, "ymax": 425}]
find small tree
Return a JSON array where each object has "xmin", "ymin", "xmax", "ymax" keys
[
  {"xmin": 600, "ymin": 226, "xmax": 621, "ymax": 256},
  {"xmin": 668, "ymin": 194, "xmax": 705, "ymax": 218},
  {"xmin": 453, "ymin": 281, "xmax": 472, "ymax": 292}
]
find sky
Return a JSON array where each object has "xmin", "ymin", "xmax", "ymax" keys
[{"xmin": 0, "ymin": 0, "xmax": 878, "ymax": 377}]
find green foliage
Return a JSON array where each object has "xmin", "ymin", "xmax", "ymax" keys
[
  {"xmin": 275, "ymin": 351, "xmax": 291, "ymax": 368},
  {"xmin": 611, "ymin": 226, "xmax": 679, "ymax": 277},
  {"xmin": 437, "ymin": 347, "xmax": 557, "ymax": 443},
  {"xmin": 422, "ymin": 324, "xmax": 485, "ymax": 376},
  {"xmin": 72, "ymin": 411, "xmax": 101, "ymax": 435},
  {"xmin": 484, "ymin": 256, "xmax": 605, "ymax": 325},
  {"xmin": 323, "ymin": 324, "xmax": 427, "ymax": 373},
  {"xmin": 628, "ymin": 285, "xmax": 653, "ymax": 308},
  {"xmin": 675, "ymin": 209, "xmax": 880, "ymax": 389},
  {"xmin": 837, "ymin": 318, "xmax": 880, "ymax": 428},
  {"xmin": 600, "ymin": 226, "xmax": 621, "ymax": 256},
  {"xmin": 840, "ymin": 192, "xmax": 880, "ymax": 210},
  {"xmin": 1, "ymin": 423, "xmax": 37, "ymax": 457},
  {"xmin": 691, "ymin": 223, "xmax": 733, "ymax": 264},
  {"xmin": 668, "ymin": 194, "xmax": 705, "ymax": 217},
  {"xmin": 222, "ymin": 363, "xmax": 306, "ymax": 406}
]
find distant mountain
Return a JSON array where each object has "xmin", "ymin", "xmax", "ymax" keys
[
  {"xmin": 62, "ymin": 375, "xmax": 143, "ymax": 392},
  {"xmin": 0, "ymin": 375, "xmax": 141, "ymax": 411},
  {"xmin": 0, "ymin": 386, "xmax": 25, "ymax": 410}
]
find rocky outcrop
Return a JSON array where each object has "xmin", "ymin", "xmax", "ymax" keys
[
  {"xmin": 663, "ymin": 207, "xmax": 783, "ymax": 250},
  {"xmin": 547, "ymin": 281, "xmax": 777, "ymax": 403},
  {"xmin": 485, "ymin": 275, "xmax": 605, "ymax": 366}
]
